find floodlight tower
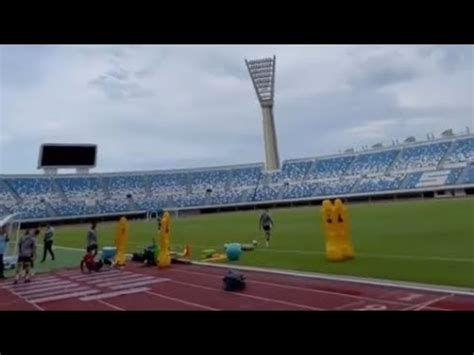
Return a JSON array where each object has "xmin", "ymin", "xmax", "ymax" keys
[{"xmin": 245, "ymin": 55, "xmax": 280, "ymax": 171}]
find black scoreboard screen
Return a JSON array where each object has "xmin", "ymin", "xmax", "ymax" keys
[{"xmin": 38, "ymin": 144, "xmax": 97, "ymax": 168}]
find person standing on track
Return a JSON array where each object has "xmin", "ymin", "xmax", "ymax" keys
[
  {"xmin": 0, "ymin": 226, "xmax": 9, "ymax": 279},
  {"xmin": 86, "ymin": 222, "xmax": 99, "ymax": 256},
  {"xmin": 41, "ymin": 224, "xmax": 55, "ymax": 262},
  {"xmin": 14, "ymin": 229, "xmax": 37, "ymax": 284},
  {"xmin": 259, "ymin": 209, "xmax": 274, "ymax": 248}
]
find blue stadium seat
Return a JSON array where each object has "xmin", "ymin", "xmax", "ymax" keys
[
  {"xmin": 345, "ymin": 150, "xmax": 400, "ymax": 176},
  {"xmin": 391, "ymin": 142, "xmax": 451, "ymax": 171},
  {"xmin": 189, "ymin": 169, "xmax": 229, "ymax": 192},
  {"xmin": 306, "ymin": 156, "xmax": 355, "ymax": 180},
  {"xmin": 443, "ymin": 138, "xmax": 474, "ymax": 165},
  {"xmin": 230, "ymin": 166, "xmax": 263, "ymax": 188},
  {"xmin": 354, "ymin": 174, "xmax": 405, "ymax": 193},
  {"xmin": 149, "ymin": 172, "xmax": 188, "ymax": 195}
]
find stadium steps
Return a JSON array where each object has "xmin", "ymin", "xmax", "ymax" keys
[
  {"xmin": 386, "ymin": 147, "xmax": 406, "ymax": 174},
  {"xmin": 185, "ymin": 173, "xmax": 192, "ymax": 195},
  {"xmin": 127, "ymin": 197, "xmax": 138, "ymax": 211},
  {"xmin": 348, "ymin": 176, "xmax": 363, "ymax": 194},
  {"xmin": 99, "ymin": 177, "xmax": 111, "ymax": 199},
  {"xmin": 437, "ymin": 140, "xmax": 456, "ymax": 169},
  {"xmin": 277, "ymin": 184, "xmax": 288, "ymax": 200},
  {"xmin": 302, "ymin": 159, "xmax": 317, "ymax": 181},
  {"xmin": 240, "ymin": 189, "xmax": 250, "ymax": 203},
  {"xmin": 43, "ymin": 200, "xmax": 58, "ymax": 217},
  {"xmin": 456, "ymin": 165, "xmax": 471, "ymax": 185},
  {"xmin": 224, "ymin": 170, "xmax": 233, "ymax": 192},
  {"xmin": 342, "ymin": 153, "xmax": 359, "ymax": 177},
  {"xmin": 51, "ymin": 179, "xmax": 68, "ymax": 202},
  {"xmin": 0, "ymin": 180, "xmax": 23, "ymax": 203},
  {"xmin": 143, "ymin": 175, "xmax": 152, "ymax": 198},
  {"xmin": 398, "ymin": 173, "xmax": 414, "ymax": 190}
]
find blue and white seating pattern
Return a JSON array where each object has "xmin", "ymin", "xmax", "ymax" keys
[
  {"xmin": 173, "ymin": 193, "xmax": 207, "ymax": 208},
  {"xmin": 443, "ymin": 138, "xmax": 474, "ymax": 165},
  {"xmin": 267, "ymin": 160, "xmax": 313, "ymax": 184},
  {"xmin": 391, "ymin": 142, "xmax": 451, "ymax": 172},
  {"xmin": 7, "ymin": 178, "xmax": 55, "ymax": 202},
  {"xmin": 456, "ymin": 165, "xmax": 474, "ymax": 185},
  {"xmin": 282, "ymin": 182, "xmax": 318, "ymax": 199},
  {"xmin": 107, "ymin": 175, "xmax": 147, "ymax": 198},
  {"xmin": 189, "ymin": 169, "xmax": 229, "ymax": 192},
  {"xmin": 208, "ymin": 190, "xmax": 244, "ymax": 205},
  {"xmin": 313, "ymin": 178, "xmax": 358, "ymax": 196},
  {"xmin": 1, "ymin": 135, "xmax": 474, "ymax": 220},
  {"xmin": 345, "ymin": 150, "xmax": 400, "ymax": 176},
  {"xmin": 56, "ymin": 177, "xmax": 106, "ymax": 201},
  {"xmin": 253, "ymin": 186, "xmax": 281, "ymax": 202},
  {"xmin": 149, "ymin": 173, "xmax": 188, "ymax": 195},
  {"xmin": 306, "ymin": 156, "xmax": 355, "ymax": 180},
  {"xmin": 230, "ymin": 166, "xmax": 262, "ymax": 188},
  {"xmin": 354, "ymin": 174, "xmax": 405, "ymax": 193}
]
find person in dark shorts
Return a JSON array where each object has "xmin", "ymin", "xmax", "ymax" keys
[
  {"xmin": 259, "ymin": 209, "xmax": 274, "ymax": 247},
  {"xmin": 14, "ymin": 229, "xmax": 37, "ymax": 284},
  {"xmin": 41, "ymin": 224, "xmax": 55, "ymax": 262},
  {"xmin": 86, "ymin": 222, "xmax": 98, "ymax": 255}
]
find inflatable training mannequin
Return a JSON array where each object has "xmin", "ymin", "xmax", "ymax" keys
[
  {"xmin": 334, "ymin": 199, "xmax": 354, "ymax": 259},
  {"xmin": 157, "ymin": 211, "xmax": 171, "ymax": 268},
  {"xmin": 114, "ymin": 217, "xmax": 129, "ymax": 267},
  {"xmin": 321, "ymin": 200, "xmax": 344, "ymax": 262}
]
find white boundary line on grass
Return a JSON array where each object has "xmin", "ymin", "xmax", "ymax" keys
[
  {"xmin": 187, "ymin": 260, "xmax": 474, "ymax": 296},
  {"xmin": 47, "ymin": 244, "xmax": 473, "ymax": 296}
]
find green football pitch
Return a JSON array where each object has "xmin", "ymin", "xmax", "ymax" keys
[{"xmin": 7, "ymin": 198, "xmax": 474, "ymax": 288}]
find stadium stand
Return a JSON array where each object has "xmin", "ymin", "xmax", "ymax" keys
[
  {"xmin": 442, "ymin": 137, "xmax": 474, "ymax": 166},
  {"xmin": 345, "ymin": 150, "xmax": 400, "ymax": 176},
  {"xmin": 189, "ymin": 169, "xmax": 229, "ymax": 192},
  {"xmin": 306, "ymin": 156, "xmax": 355, "ymax": 180},
  {"xmin": 1, "ymin": 134, "xmax": 473, "ymax": 221},
  {"xmin": 149, "ymin": 172, "xmax": 188, "ymax": 195},
  {"xmin": 390, "ymin": 142, "xmax": 451, "ymax": 172}
]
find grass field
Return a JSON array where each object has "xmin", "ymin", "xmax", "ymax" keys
[{"xmin": 6, "ymin": 198, "xmax": 474, "ymax": 288}]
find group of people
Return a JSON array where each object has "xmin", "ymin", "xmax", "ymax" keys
[{"xmin": 0, "ymin": 224, "xmax": 56, "ymax": 283}]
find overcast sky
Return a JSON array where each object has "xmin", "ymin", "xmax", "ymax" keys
[{"xmin": 0, "ymin": 45, "xmax": 472, "ymax": 174}]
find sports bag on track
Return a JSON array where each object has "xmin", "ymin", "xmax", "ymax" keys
[{"xmin": 223, "ymin": 270, "xmax": 246, "ymax": 292}]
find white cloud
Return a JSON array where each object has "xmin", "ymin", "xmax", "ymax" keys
[{"xmin": 0, "ymin": 45, "xmax": 472, "ymax": 174}]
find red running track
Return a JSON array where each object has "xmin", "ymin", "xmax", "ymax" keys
[{"xmin": 1, "ymin": 263, "xmax": 473, "ymax": 311}]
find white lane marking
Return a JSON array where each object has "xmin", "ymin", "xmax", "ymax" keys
[
  {"xmin": 23, "ymin": 286, "xmax": 93, "ymax": 300},
  {"xmin": 146, "ymin": 291, "xmax": 218, "ymax": 310},
  {"xmin": 110, "ymin": 279, "xmax": 170, "ymax": 290},
  {"xmin": 16, "ymin": 282, "xmax": 79, "ymax": 296},
  {"xmin": 6, "ymin": 280, "xmax": 74, "ymax": 293},
  {"xmin": 84, "ymin": 272, "xmax": 139, "ymax": 284},
  {"xmin": 97, "ymin": 299, "xmax": 124, "ymax": 311},
  {"xmin": 30, "ymin": 289, "xmax": 100, "ymax": 304},
  {"xmin": 334, "ymin": 301, "xmax": 366, "ymax": 310},
  {"xmin": 69, "ymin": 270, "xmax": 126, "ymax": 281},
  {"xmin": 2, "ymin": 277, "xmax": 62, "ymax": 289},
  {"xmin": 405, "ymin": 295, "xmax": 453, "ymax": 311},
  {"xmin": 99, "ymin": 276, "xmax": 156, "ymax": 288},
  {"xmin": 170, "ymin": 268, "xmax": 410, "ymax": 306},
  {"xmin": 190, "ymin": 261, "xmax": 474, "ymax": 296},
  {"xmin": 79, "ymin": 287, "xmax": 150, "ymax": 301},
  {"xmin": 169, "ymin": 279, "xmax": 322, "ymax": 310}
]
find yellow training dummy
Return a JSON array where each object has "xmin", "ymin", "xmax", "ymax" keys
[
  {"xmin": 114, "ymin": 216, "xmax": 129, "ymax": 267},
  {"xmin": 157, "ymin": 211, "xmax": 172, "ymax": 268},
  {"xmin": 334, "ymin": 199, "xmax": 354, "ymax": 259},
  {"xmin": 321, "ymin": 199, "xmax": 354, "ymax": 262}
]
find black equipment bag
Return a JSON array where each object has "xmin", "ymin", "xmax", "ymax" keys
[{"xmin": 223, "ymin": 269, "xmax": 246, "ymax": 292}]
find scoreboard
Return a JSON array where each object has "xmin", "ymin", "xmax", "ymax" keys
[{"xmin": 38, "ymin": 143, "xmax": 97, "ymax": 171}]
